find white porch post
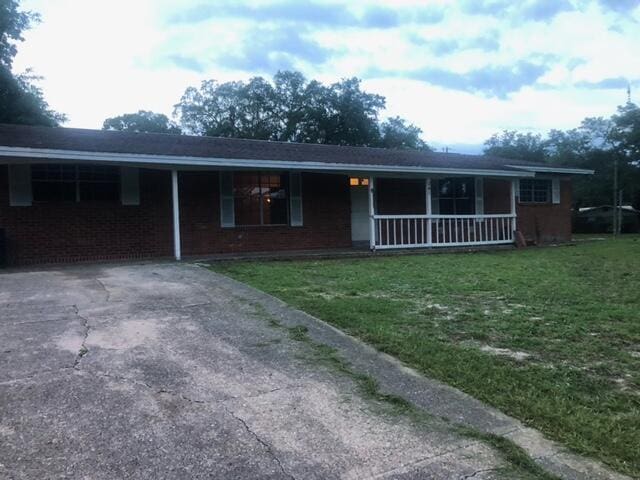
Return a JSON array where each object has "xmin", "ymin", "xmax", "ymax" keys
[
  {"xmin": 510, "ymin": 179, "xmax": 518, "ymax": 232},
  {"xmin": 425, "ymin": 178, "xmax": 432, "ymax": 246},
  {"xmin": 368, "ymin": 176, "xmax": 375, "ymax": 251},
  {"xmin": 171, "ymin": 169, "xmax": 181, "ymax": 261}
]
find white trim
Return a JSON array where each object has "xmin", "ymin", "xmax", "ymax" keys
[
  {"xmin": 0, "ymin": 146, "xmax": 535, "ymax": 178},
  {"xmin": 289, "ymin": 172, "xmax": 303, "ymax": 227},
  {"xmin": 425, "ymin": 178, "xmax": 432, "ymax": 246},
  {"xmin": 552, "ymin": 178, "xmax": 561, "ymax": 204},
  {"xmin": 171, "ymin": 169, "xmax": 181, "ymax": 261},
  {"xmin": 372, "ymin": 214, "xmax": 517, "ymax": 249},
  {"xmin": 506, "ymin": 165, "xmax": 594, "ymax": 175},
  {"xmin": 8, "ymin": 164, "xmax": 32, "ymax": 206},
  {"xmin": 219, "ymin": 171, "xmax": 235, "ymax": 228},
  {"xmin": 368, "ymin": 176, "xmax": 375, "ymax": 250},
  {"xmin": 474, "ymin": 177, "xmax": 484, "ymax": 215},
  {"xmin": 511, "ymin": 180, "xmax": 517, "ymax": 231}
]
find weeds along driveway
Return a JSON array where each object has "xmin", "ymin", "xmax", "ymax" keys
[{"xmin": 0, "ymin": 262, "xmax": 524, "ymax": 480}]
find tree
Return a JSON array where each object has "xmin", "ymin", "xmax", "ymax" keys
[
  {"xmin": 380, "ymin": 116, "xmax": 430, "ymax": 150},
  {"xmin": 483, "ymin": 130, "xmax": 546, "ymax": 162},
  {"xmin": 0, "ymin": 0, "xmax": 65, "ymax": 126},
  {"xmin": 174, "ymin": 70, "xmax": 429, "ymax": 149},
  {"xmin": 483, "ymin": 103, "xmax": 640, "ymax": 213},
  {"xmin": 0, "ymin": 0, "xmax": 36, "ymax": 68},
  {"xmin": 103, "ymin": 110, "xmax": 181, "ymax": 134}
]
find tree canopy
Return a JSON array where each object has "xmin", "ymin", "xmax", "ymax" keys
[
  {"xmin": 483, "ymin": 102, "xmax": 640, "ymax": 209},
  {"xmin": 172, "ymin": 71, "xmax": 429, "ymax": 150},
  {"xmin": 0, "ymin": 0, "xmax": 65, "ymax": 126},
  {"xmin": 103, "ymin": 110, "xmax": 181, "ymax": 134}
]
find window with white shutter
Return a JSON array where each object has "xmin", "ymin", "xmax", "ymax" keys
[
  {"xmin": 289, "ymin": 172, "xmax": 303, "ymax": 227},
  {"xmin": 219, "ymin": 172, "xmax": 235, "ymax": 227},
  {"xmin": 8, "ymin": 164, "xmax": 32, "ymax": 206}
]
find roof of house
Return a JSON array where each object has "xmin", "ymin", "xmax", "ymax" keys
[{"xmin": 0, "ymin": 124, "xmax": 593, "ymax": 177}]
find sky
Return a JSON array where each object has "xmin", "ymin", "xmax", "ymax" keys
[{"xmin": 13, "ymin": 0, "xmax": 640, "ymax": 153}]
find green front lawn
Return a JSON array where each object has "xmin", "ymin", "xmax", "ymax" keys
[{"xmin": 214, "ymin": 237, "xmax": 640, "ymax": 477}]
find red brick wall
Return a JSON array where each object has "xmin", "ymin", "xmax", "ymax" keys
[
  {"xmin": 483, "ymin": 179, "xmax": 512, "ymax": 214},
  {"xmin": 179, "ymin": 171, "xmax": 351, "ymax": 255},
  {"xmin": 0, "ymin": 167, "xmax": 174, "ymax": 265},
  {"xmin": 517, "ymin": 179, "xmax": 572, "ymax": 243},
  {"xmin": 0, "ymin": 167, "xmax": 352, "ymax": 265}
]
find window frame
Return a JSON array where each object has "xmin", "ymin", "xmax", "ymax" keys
[
  {"xmin": 437, "ymin": 177, "xmax": 476, "ymax": 215},
  {"xmin": 232, "ymin": 171, "xmax": 290, "ymax": 227},
  {"xmin": 31, "ymin": 164, "xmax": 121, "ymax": 204},
  {"xmin": 519, "ymin": 179, "xmax": 552, "ymax": 204}
]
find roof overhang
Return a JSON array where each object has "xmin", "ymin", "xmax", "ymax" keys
[
  {"xmin": 0, "ymin": 146, "xmax": 536, "ymax": 178},
  {"xmin": 506, "ymin": 165, "xmax": 594, "ymax": 175}
]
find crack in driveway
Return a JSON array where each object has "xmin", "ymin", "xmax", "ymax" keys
[{"xmin": 223, "ymin": 405, "xmax": 296, "ymax": 480}]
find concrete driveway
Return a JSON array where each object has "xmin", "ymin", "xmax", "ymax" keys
[
  {"xmin": 1, "ymin": 263, "xmax": 627, "ymax": 480},
  {"xmin": 0, "ymin": 262, "xmax": 511, "ymax": 480}
]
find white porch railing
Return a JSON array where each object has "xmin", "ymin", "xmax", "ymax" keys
[{"xmin": 372, "ymin": 214, "xmax": 517, "ymax": 250}]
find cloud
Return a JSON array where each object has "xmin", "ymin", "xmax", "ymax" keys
[
  {"xmin": 369, "ymin": 61, "xmax": 549, "ymax": 98},
  {"xmin": 520, "ymin": 0, "xmax": 574, "ymax": 21},
  {"xmin": 597, "ymin": 0, "xmax": 640, "ymax": 13},
  {"xmin": 169, "ymin": 1, "xmax": 354, "ymax": 26},
  {"xmin": 409, "ymin": 31, "xmax": 500, "ymax": 55},
  {"xmin": 575, "ymin": 77, "xmax": 632, "ymax": 89},
  {"xmin": 215, "ymin": 27, "xmax": 332, "ymax": 72},
  {"xmin": 168, "ymin": 1, "xmax": 444, "ymax": 28},
  {"xmin": 167, "ymin": 54, "xmax": 205, "ymax": 73},
  {"xmin": 361, "ymin": 6, "xmax": 400, "ymax": 28},
  {"xmin": 461, "ymin": 0, "xmax": 574, "ymax": 21}
]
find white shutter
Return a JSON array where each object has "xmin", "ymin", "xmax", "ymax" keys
[
  {"xmin": 219, "ymin": 171, "xmax": 235, "ymax": 227},
  {"xmin": 120, "ymin": 167, "xmax": 140, "ymax": 205},
  {"xmin": 475, "ymin": 177, "xmax": 484, "ymax": 215},
  {"xmin": 289, "ymin": 172, "xmax": 303, "ymax": 226},
  {"xmin": 8, "ymin": 164, "xmax": 32, "ymax": 206},
  {"xmin": 431, "ymin": 178, "xmax": 440, "ymax": 214},
  {"xmin": 551, "ymin": 178, "xmax": 561, "ymax": 204}
]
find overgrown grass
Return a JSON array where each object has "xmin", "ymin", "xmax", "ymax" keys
[{"xmin": 214, "ymin": 236, "xmax": 640, "ymax": 477}]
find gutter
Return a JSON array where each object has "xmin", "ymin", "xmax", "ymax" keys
[
  {"xmin": 506, "ymin": 165, "xmax": 594, "ymax": 175},
  {"xmin": 0, "ymin": 146, "xmax": 536, "ymax": 178}
]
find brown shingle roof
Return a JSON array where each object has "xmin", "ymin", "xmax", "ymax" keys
[{"xmin": 0, "ymin": 123, "xmax": 550, "ymax": 173}]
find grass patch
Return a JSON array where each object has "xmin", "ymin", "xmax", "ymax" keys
[{"xmin": 214, "ymin": 236, "xmax": 640, "ymax": 477}]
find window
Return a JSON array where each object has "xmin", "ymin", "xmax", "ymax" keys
[
  {"xmin": 438, "ymin": 177, "xmax": 475, "ymax": 214},
  {"xmin": 32, "ymin": 164, "xmax": 76, "ymax": 202},
  {"xmin": 519, "ymin": 179, "xmax": 551, "ymax": 203},
  {"xmin": 349, "ymin": 177, "xmax": 369, "ymax": 187},
  {"xmin": 233, "ymin": 172, "xmax": 288, "ymax": 225},
  {"xmin": 31, "ymin": 164, "xmax": 120, "ymax": 203}
]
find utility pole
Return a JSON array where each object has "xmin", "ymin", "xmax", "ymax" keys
[{"xmin": 618, "ymin": 189, "xmax": 624, "ymax": 235}]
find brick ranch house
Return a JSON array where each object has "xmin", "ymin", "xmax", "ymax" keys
[{"xmin": 0, "ymin": 124, "xmax": 593, "ymax": 266}]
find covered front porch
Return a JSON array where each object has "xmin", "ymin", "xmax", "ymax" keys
[{"xmin": 350, "ymin": 176, "xmax": 518, "ymax": 250}]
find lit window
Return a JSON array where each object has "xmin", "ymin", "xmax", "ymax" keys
[
  {"xmin": 349, "ymin": 177, "xmax": 369, "ymax": 187},
  {"xmin": 234, "ymin": 172, "xmax": 288, "ymax": 226}
]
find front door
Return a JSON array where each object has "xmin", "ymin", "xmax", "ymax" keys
[{"xmin": 350, "ymin": 186, "xmax": 370, "ymax": 244}]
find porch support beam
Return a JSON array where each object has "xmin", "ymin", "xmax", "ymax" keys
[
  {"xmin": 510, "ymin": 179, "xmax": 518, "ymax": 231},
  {"xmin": 368, "ymin": 176, "xmax": 375, "ymax": 251},
  {"xmin": 426, "ymin": 178, "xmax": 432, "ymax": 246},
  {"xmin": 171, "ymin": 169, "xmax": 181, "ymax": 261}
]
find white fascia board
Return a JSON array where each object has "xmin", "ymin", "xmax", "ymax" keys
[
  {"xmin": 506, "ymin": 165, "xmax": 594, "ymax": 175},
  {"xmin": 0, "ymin": 146, "xmax": 534, "ymax": 178}
]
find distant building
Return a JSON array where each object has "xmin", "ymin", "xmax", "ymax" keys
[{"xmin": 574, "ymin": 205, "xmax": 640, "ymax": 233}]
